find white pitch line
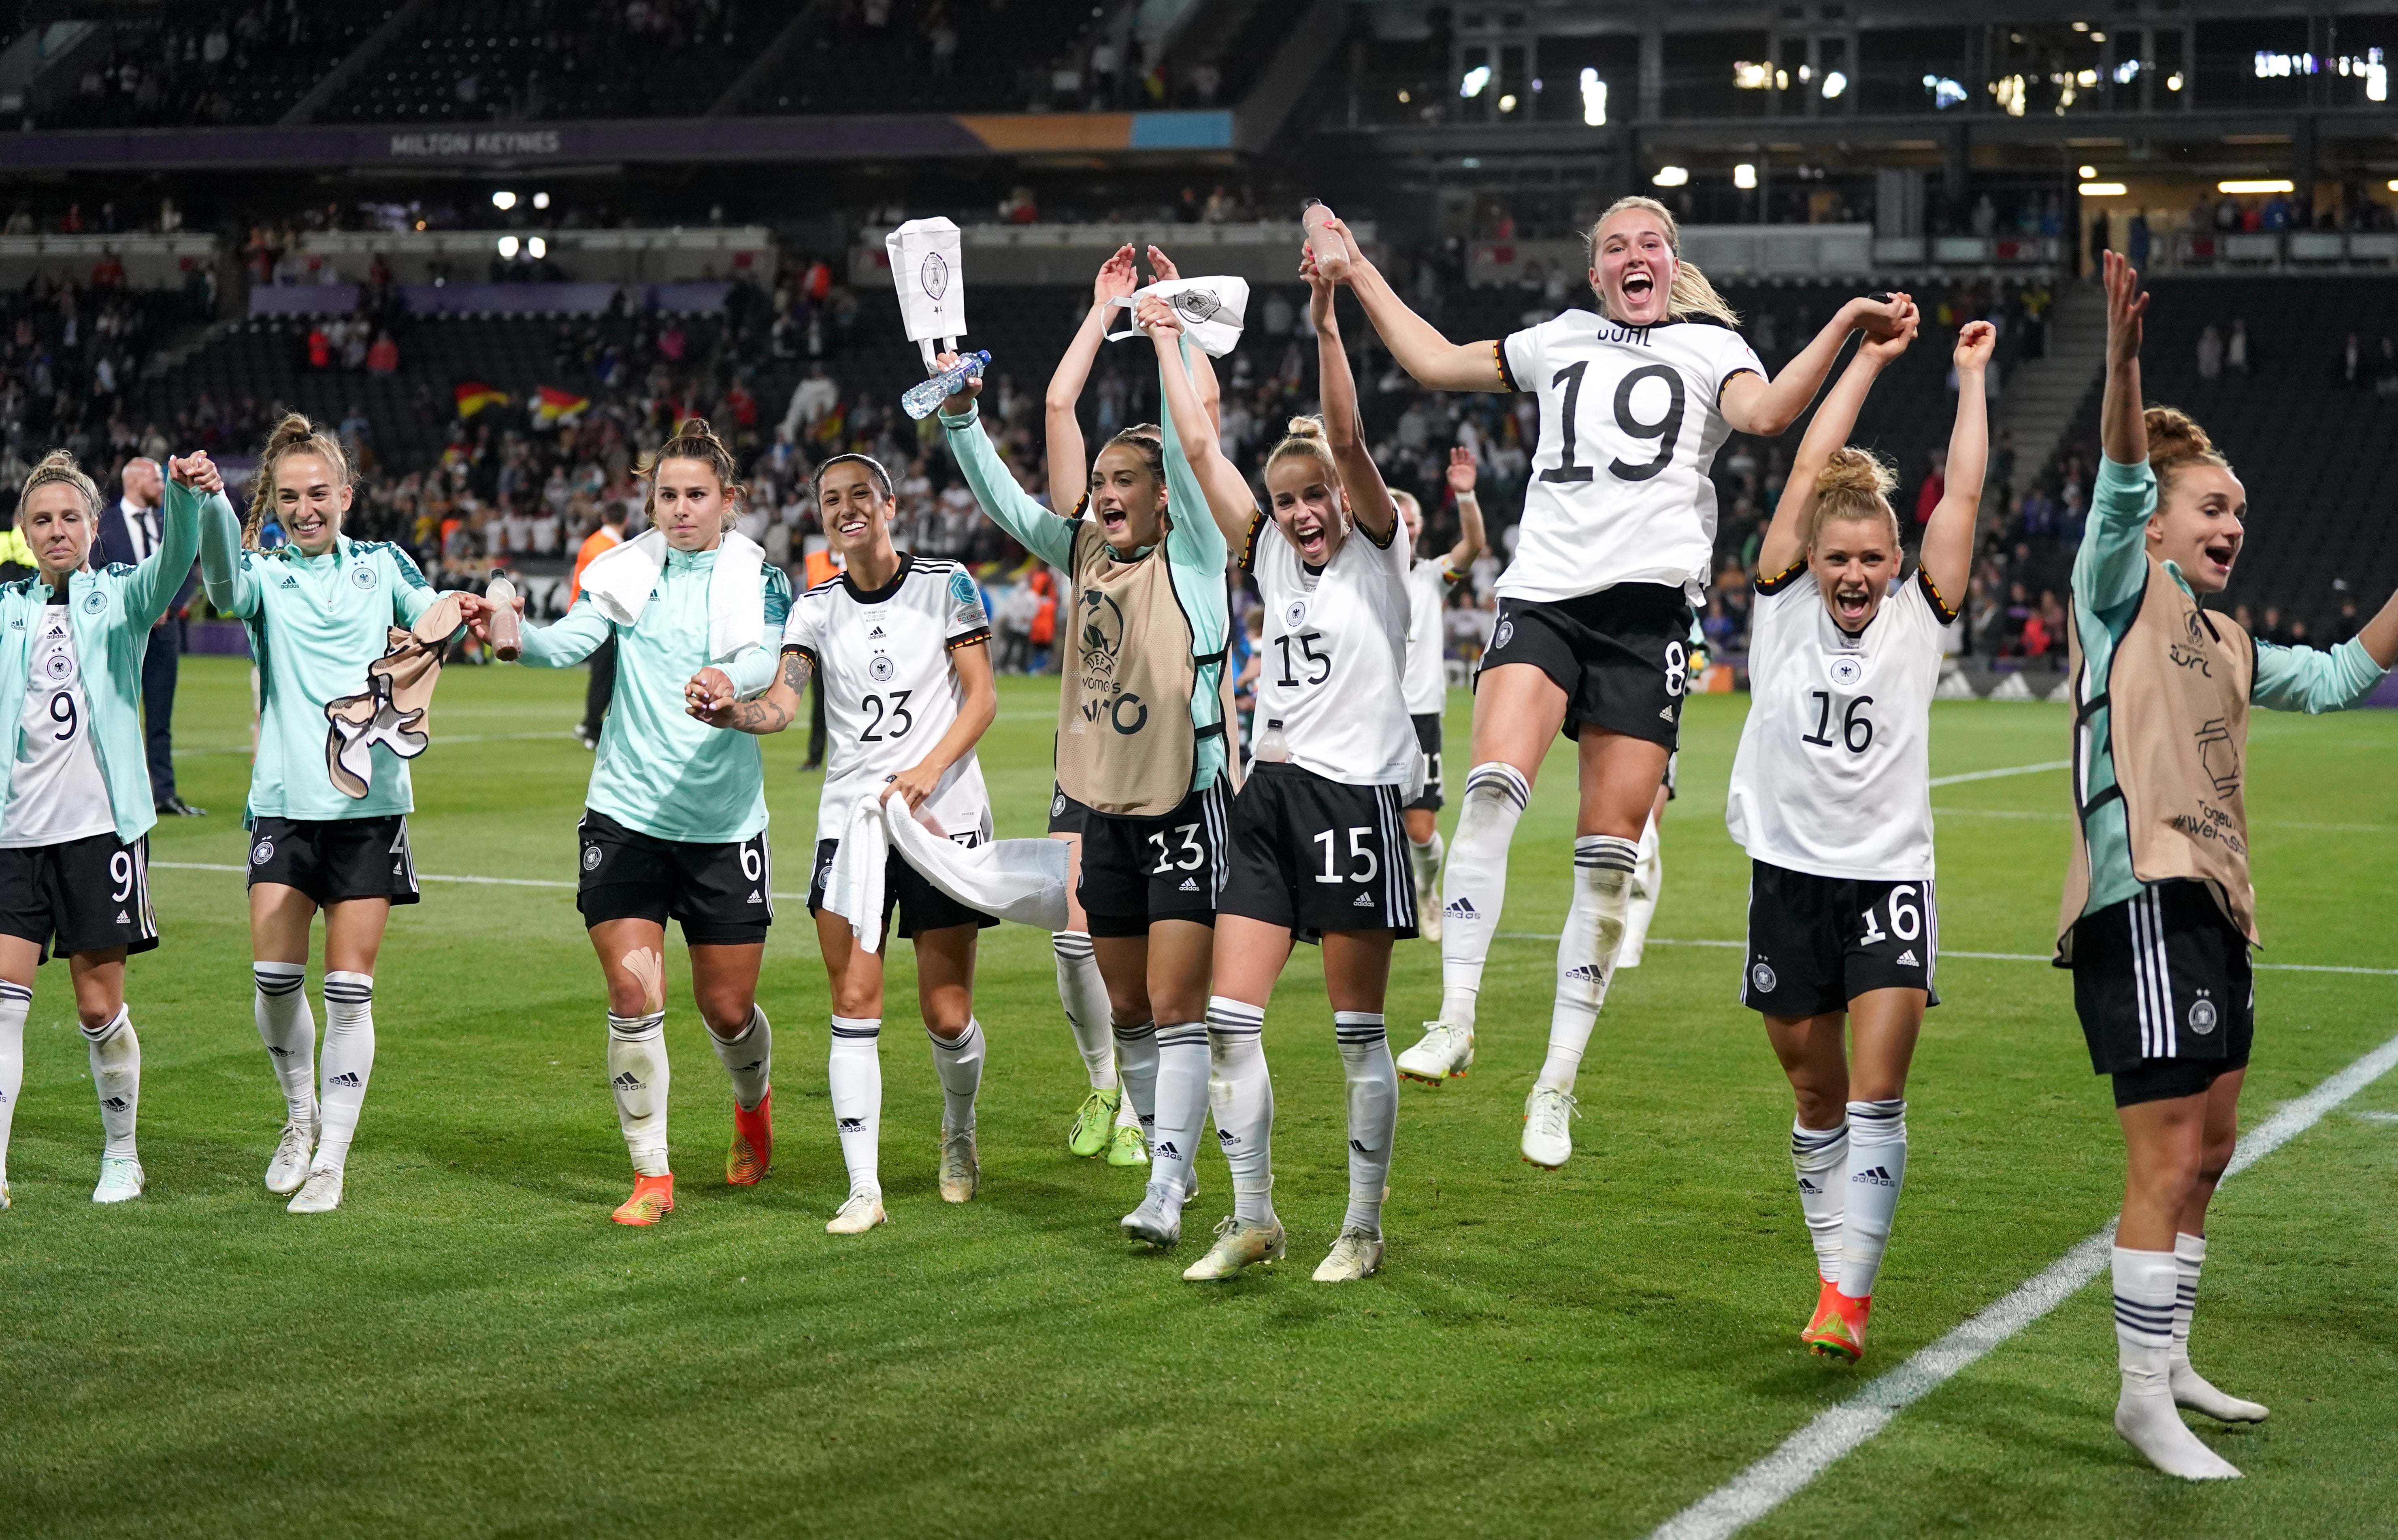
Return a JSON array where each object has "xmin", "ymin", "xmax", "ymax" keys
[
  {"xmin": 1649, "ymin": 1026, "xmax": 2398, "ymax": 1540},
  {"xmin": 1926, "ymin": 759, "xmax": 2070, "ymax": 788}
]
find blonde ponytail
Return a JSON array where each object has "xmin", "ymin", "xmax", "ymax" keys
[
  {"xmin": 1587, "ymin": 195, "xmax": 1742, "ymax": 329},
  {"xmin": 1807, "ymin": 446, "xmax": 1901, "ymax": 549}
]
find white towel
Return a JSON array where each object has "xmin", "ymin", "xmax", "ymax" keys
[
  {"xmin": 575, "ymin": 528, "xmax": 766, "ymax": 663},
  {"xmin": 883, "ymin": 796, "xmax": 1069, "ymax": 932},
  {"xmin": 822, "ymin": 796, "xmax": 892, "ymax": 953}
]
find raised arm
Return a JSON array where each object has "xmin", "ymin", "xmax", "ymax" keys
[
  {"xmin": 1306, "ymin": 251, "xmax": 1396, "ymax": 544},
  {"xmin": 1722, "ymin": 291, "xmax": 1914, "ymax": 437},
  {"xmin": 196, "ymin": 473, "xmax": 260, "ymax": 618},
  {"xmin": 1145, "ymin": 247, "xmax": 1222, "ymax": 435},
  {"xmin": 1313, "ymin": 215, "xmax": 1502, "ymax": 392},
  {"xmin": 1138, "ymin": 296, "xmax": 1258, "ymax": 549},
  {"xmin": 886, "ymin": 638, "xmax": 997, "ymax": 812},
  {"xmin": 1755, "ymin": 304, "xmax": 1918, "ymax": 579},
  {"xmin": 127, "ymin": 456, "xmax": 215, "ymax": 628},
  {"xmin": 1442, "ymin": 447, "xmax": 1486, "ymax": 572},
  {"xmin": 1046, "ymin": 245, "xmax": 1139, "ymax": 501},
  {"xmin": 937, "ymin": 355, "xmax": 1079, "ymax": 570},
  {"xmin": 1921, "ymin": 320, "xmax": 1995, "ymax": 606},
  {"xmin": 2075, "ymin": 250, "xmax": 2157, "ymax": 614}
]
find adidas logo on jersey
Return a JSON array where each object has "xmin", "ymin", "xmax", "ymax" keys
[
  {"xmin": 1445, "ymin": 897, "xmax": 1478, "ymax": 918},
  {"xmin": 1179, "ymin": 877, "xmax": 1199, "ymax": 892},
  {"xmin": 611, "ymin": 1071, "xmax": 645, "ymax": 1090},
  {"xmin": 279, "ymin": 574, "xmax": 300, "ymax": 588},
  {"xmin": 328, "ymin": 1072, "xmax": 362, "ymax": 1089},
  {"xmin": 1896, "ymin": 949, "xmax": 1917, "ymax": 967},
  {"xmin": 1851, "ymin": 1165, "xmax": 1896, "ymax": 1187},
  {"xmin": 867, "ymin": 625, "xmax": 886, "ymax": 638},
  {"xmin": 1353, "ymin": 893, "xmax": 1375, "ymax": 907}
]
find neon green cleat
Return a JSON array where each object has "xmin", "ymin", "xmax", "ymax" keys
[
  {"xmin": 1068, "ymin": 1086, "xmax": 1120, "ymax": 1158},
  {"xmin": 1107, "ymin": 1118, "xmax": 1149, "ymax": 1167}
]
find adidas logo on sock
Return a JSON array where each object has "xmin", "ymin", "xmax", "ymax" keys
[
  {"xmin": 1353, "ymin": 892, "xmax": 1375, "ymax": 907},
  {"xmin": 267, "ymin": 1045, "xmax": 292, "ymax": 1057},
  {"xmin": 1349, "ymin": 1138, "xmax": 1367, "ymax": 1153},
  {"xmin": 1797, "ymin": 1176, "xmax": 1821, "ymax": 1194},
  {"xmin": 1564, "ymin": 964, "xmax": 1604, "ymax": 981},
  {"xmin": 102, "ymin": 1096, "xmax": 128, "ymax": 1111},
  {"xmin": 1179, "ymin": 877, "xmax": 1199, "ymax": 892},
  {"xmin": 736, "ymin": 1059, "xmax": 763, "ymax": 1074},
  {"xmin": 612, "ymin": 1072, "xmax": 644, "ymax": 1090},
  {"xmin": 1851, "ymin": 1166, "xmax": 1895, "ymax": 1187},
  {"xmin": 1155, "ymin": 1140, "xmax": 1180, "ymax": 1159},
  {"xmin": 1896, "ymin": 949, "xmax": 1917, "ymax": 966},
  {"xmin": 1139, "ymin": 1115, "xmax": 1156, "ymax": 1127},
  {"xmin": 838, "ymin": 1117, "xmax": 865, "ymax": 1133},
  {"xmin": 1445, "ymin": 897, "xmax": 1478, "ymax": 918},
  {"xmin": 328, "ymin": 1072, "xmax": 362, "ymax": 1089},
  {"xmin": 1216, "ymin": 1129, "xmax": 1240, "ymax": 1147}
]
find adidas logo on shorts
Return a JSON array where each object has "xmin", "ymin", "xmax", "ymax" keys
[
  {"xmin": 1896, "ymin": 949, "xmax": 1917, "ymax": 967},
  {"xmin": 115, "ymin": 910, "xmax": 130, "ymax": 923},
  {"xmin": 1353, "ymin": 893, "xmax": 1374, "ymax": 907},
  {"xmin": 1179, "ymin": 877, "xmax": 1199, "ymax": 892},
  {"xmin": 1851, "ymin": 1165, "xmax": 1896, "ymax": 1187}
]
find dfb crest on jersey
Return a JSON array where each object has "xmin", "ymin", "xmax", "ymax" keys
[
  {"xmin": 1284, "ymin": 598, "xmax": 1308, "ymax": 629},
  {"xmin": 42, "ymin": 649, "xmax": 74, "ymax": 682},
  {"xmin": 869, "ymin": 655, "xmax": 896, "ymax": 683},
  {"xmin": 1828, "ymin": 655, "xmax": 1863, "ymax": 689},
  {"xmin": 351, "ymin": 564, "xmax": 379, "ymax": 590},
  {"xmin": 1079, "ymin": 589, "xmax": 1126, "ymax": 670},
  {"xmin": 80, "ymin": 587, "xmax": 108, "ymax": 615}
]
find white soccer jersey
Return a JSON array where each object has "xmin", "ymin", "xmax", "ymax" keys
[
  {"xmin": 1725, "ymin": 567, "xmax": 1957, "ymax": 881},
  {"xmin": 0, "ymin": 600, "xmax": 115, "ymax": 849},
  {"xmin": 1497, "ymin": 310, "xmax": 1765, "ymax": 605},
  {"xmin": 782, "ymin": 555, "xmax": 994, "ymax": 844},
  {"xmin": 1244, "ymin": 514, "xmax": 1418, "ymax": 789},
  {"xmin": 1402, "ymin": 553, "xmax": 1463, "ymax": 717}
]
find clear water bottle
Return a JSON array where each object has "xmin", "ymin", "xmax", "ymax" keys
[
  {"xmin": 1253, "ymin": 717, "xmax": 1292, "ymax": 764},
  {"xmin": 902, "ymin": 350, "xmax": 992, "ymax": 420}
]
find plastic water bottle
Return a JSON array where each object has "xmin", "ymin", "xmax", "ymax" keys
[
  {"xmin": 1253, "ymin": 718, "xmax": 1292, "ymax": 764},
  {"xmin": 1301, "ymin": 200, "xmax": 1349, "ymax": 283},
  {"xmin": 903, "ymin": 350, "xmax": 991, "ymax": 420},
  {"xmin": 484, "ymin": 570, "xmax": 521, "ymax": 661}
]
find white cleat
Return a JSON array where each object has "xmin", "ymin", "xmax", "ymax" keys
[
  {"xmin": 2117, "ymin": 1386, "xmax": 2243, "ymax": 1479},
  {"xmin": 1120, "ymin": 1181, "xmax": 1186, "ymax": 1247},
  {"xmin": 1182, "ymin": 1216, "xmax": 1286, "ymax": 1281},
  {"xmin": 286, "ymin": 1166, "xmax": 345, "ymax": 1214},
  {"xmin": 1395, "ymin": 1021, "xmax": 1474, "ymax": 1085},
  {"xmin": 2173, "ymin": 1361, "xmax": 2270, "ymax": 1423},
  {"xmin": 938, "ymin": 1128, "xmax": 980, "ymax": 1204},
  {"xmin": 1521, "ymin": 1085, "xmax": 1578, "ymax": 1168},
  {"xmin": 265, "ymin": 1112, "xmax": 317, "ymax": 1195},
  {"xmin": 826, "ymin": 1189, "xmax": 887, "ymax": 1234},
  {"xmin": 0, "ymin": 1179, "xmax": 9, "ymax": 1211},
  {"xmin": 1313, "ymin": 1227, "xmax": 1385, "ymax": 1282},
  {"xmin": 92, "ymin": 1155, "xmax": 145, "ymax": 1204},
  {"xmin": 1416, "ymin": 879, "xmax": 1443, "ymax": 944}
]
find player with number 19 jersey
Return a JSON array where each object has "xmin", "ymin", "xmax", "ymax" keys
[{"xmin": 783, "ymin": 555, "xmax": 995, "ymax": 848}]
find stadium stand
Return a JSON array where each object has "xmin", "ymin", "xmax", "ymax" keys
[{"xmin": 30, "ymin": 5, "xmax": 400, "ymax": 129}]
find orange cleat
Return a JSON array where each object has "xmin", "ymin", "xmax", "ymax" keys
[
  {"xmin": 612, "ymin": 1172, "xmax": 675, "ymax": 1226},
  {"xmin": 727, "ymin": 1091, "xmax": 774, "ymax": 1186},
  {"xmin": 1803, "ymin": 1281, "xmax": 1871, "ymax": 1362}
]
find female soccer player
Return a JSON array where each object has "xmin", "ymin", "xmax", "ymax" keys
[
  {"xmin": 937, "ymin": 326, "xmax": 1232, "ymax": 1251},
  {"xmin": 0, "ymin": 450, "xmax": 206, "ymax": 1208},
  {"xmin": 1137, "ymin": 261, "xmax": 1416, "ymax": 1283},
  {"xmin": 1395, "ymin": 449, "xmax": 1485, "ymax": 942},
  {"xmin": 1727, "ymin": 306, "xmax": 1997, "ymax": 1366},
  {"xmin": 199, "ymin": 415, "xmax": 466, "ymax": 1214},
  {"xmin": 1312, "ymin": 202, "xmax": 1906, "ymax": 1168},
  {"xmin": 2067, "ymin": 253, "xmax": 2395, "ymax": 1478},
  {"xmin": 484, "ymin": 420, "xmax": 792, "ymax": 1227},
  {"xmin": 692, "ymin": 453, "xmax": 997, "ymax": 1234}
]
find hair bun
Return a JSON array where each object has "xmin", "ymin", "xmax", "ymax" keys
[
  {"xmin": 1282, "ymin": 414, "xmax": 1328, "ymax": 442},
  {"xmin": 1813, "ymin": 445, "xmax": 1898, "ymax": 500},
  {"xmin": 2144, "ymin": 405, "xmax": 2213, "ymax": 463}
]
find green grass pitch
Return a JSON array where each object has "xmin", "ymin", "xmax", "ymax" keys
[{"xmin": 1, "ymin": 659, "xmax": 2392, "ymax": 1539}]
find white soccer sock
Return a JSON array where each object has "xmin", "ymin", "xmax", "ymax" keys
[
  {"xmin": 1438, "ymin": 763, "xmax": 1529, "ymax": 1030},
  {"xmin": 2114, "ymin": 1244, "xmax": 2241, "ymax": 1478},
  {"xmin": 1791, "ymin": 1118, "xmax": 1850, "ymax": 1282},
  {"xmin": 1150, "ymin": 1020, "xmax": 1210, "ymax": 1200},
  {"xmin": 2170, "ymin": 1232, "xmax": 2270, "ymax": 1421},
  {"xmin": 1335, "ymin": 1011, "xmax": 1396, "ymax": 1236},
  {"xmin": 709, "ymin": 1005, "xmax": 772, "ymax": 1111},
  {"xmin": 252, "ymin": 961, "xmax": 316, "ymax": 1121},
  {"xmin": 83, "ymin": 1007, "xmax": 141, "ymax": 1159},
  {"xmin": 1619, "ymin": 814, "xmax": 1663, "ymax": 969},
  {"xmin": 1204, "ymin": 998, "xmax": 1274, "ymax": 1227},
  {"xmin": 314, "ymin": 972, "xmax": 376, "ymax": 1174},
  {"xmin": 608, "ymin": 1010, "xmax": 670, "ymax": 1176},
  {"xmin": 1407, "ymin": 831, "xmax": 1444, "ymax": 901},
  {"xmin": 1054, "ymin": 932, "xmax": 1116, "ymax": 1091},
  {"xmin": 1113, "ymin": 1017, "xmax": 1158, "ymax": 1134},
  {"xmin": 1537, "ymin": 834, "xmax": 1639, "ymax": 1093},
  {"xmin": 0, "ymin": 981, "xmax": 28, "ymax": 1184},
  {"xmin": 827, "ymin": 1015, "xmax": 883, "ymax": 1195},
  {"xmin": 928, "ymin": 1019, "xmax": 985, "ymax": 1136},
  {"xmin": 1836, "ymin": 1098, "xmax": 1906, "ymax": 1298}
]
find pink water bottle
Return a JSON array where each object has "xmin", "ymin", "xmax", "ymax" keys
[{"xmin": 1302, "ymin": 200, "xmax": 1350, "ymax": 283}]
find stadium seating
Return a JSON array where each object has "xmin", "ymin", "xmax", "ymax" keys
[
  {"xmin": 33, "ymin": 7, "xmax": 400, "ymax": 129},
  {"xmin": 731, "ymin": 0, "xmax": 1107, "ymax": 116}
]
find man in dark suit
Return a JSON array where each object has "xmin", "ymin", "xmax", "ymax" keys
[{"xmin": 97, "ymin": 456, "xmax": 204, "ymax": 816}]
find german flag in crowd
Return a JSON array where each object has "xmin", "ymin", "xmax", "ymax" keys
[
  {"xmin": 456, "ymin": 382, "xmax": 509, "ymax": 418},
  {"xmin": 532, "ymin": 386, "xmax": 591, "ymax": 426}
]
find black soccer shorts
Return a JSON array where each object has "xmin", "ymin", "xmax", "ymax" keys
[
  {"xmin": 576, "ymin": 808, "xmax": 772, "ymax": 945},
  {"xmin": 0, "ymin": 832, "xmax": 159, "ymax": 961},
  {"xmin": 248, "ymin": 815, "xmax": 421, "ymax": 906},
  {"xmin": 1218, "ymin": 761, "xmax": 1417, "ymax": 943},
  {"xmin": 1476, "ymin": 581, "xmax": 1694, "ymax": 748},
  {"xmin": 1076, "ymin": 777, "xmax": 1229, "ymax": 938},
  {"xmin": 1741, "ymin": 859, "xmax": 1939, "ymax": 1017},
  {"xmin": 2069, "ymin": 879, "xmax": 2255, "ymax": 1107}
]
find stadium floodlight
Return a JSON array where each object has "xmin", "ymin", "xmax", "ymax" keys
[
  {"xmin": 533, "ymin": 192, "xmax": 551, "ymax": 210},
  {"xmin": 1459, "ymin": 64, "xmax": 1491, "ymax": 98},
  {"xmin": 2079, "ymin": 164, "xmax": 2098, "ymax": 179},
  {"xmin": 2076, "ymin": 69, "xmax": 2098, "ymax": 87},
  {"xmin": 1821, "ymin": 70, "xmax": 1847, "ymax": 98},
  {"xmin": 2072, "ymin": 19, "xmax": 2089, "ymax": 31},
  {"xmin": 1734, "ymin": 163, "xmax": 1758, "ymax": 190},
  {"xmin": 2166, "ymin": 72, "xmax": 2184, "ymax": 91},
  {"xmin": 1652, "ymin": 165, "xmax": 1690, "ymax": 188},
  {"xmin": 497, "ymin": 235, "xmax": 521, "ymax": 259},
  {"xmin": 2112, "ymin": 60, "xmax": 2141, "ymax": 85},
  {"xmin": 527, "ymin": 236, "xmax": 547, "ymax": 260},
  {"xmin": 1580, "ymin": 68, "xmax": 1607, "ymax": 125},
  {"xmin": 2078, "ymin": 182, "xmax": 2128, "ymax": 197},
  {"xmin": 2217, "ymin": 179, "xmax": 2294, "ymax": 194},
  {"xmin": 2090, "ymin": 30, "xmax": 2106, "ymax": 43},
  {"xmin": 1497, "ymin": 93, "xmax": 1517, "ymax": 113},
  {"xmin": 491, "ymin": 190, "xmax": 518, "ymax": 211}
]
